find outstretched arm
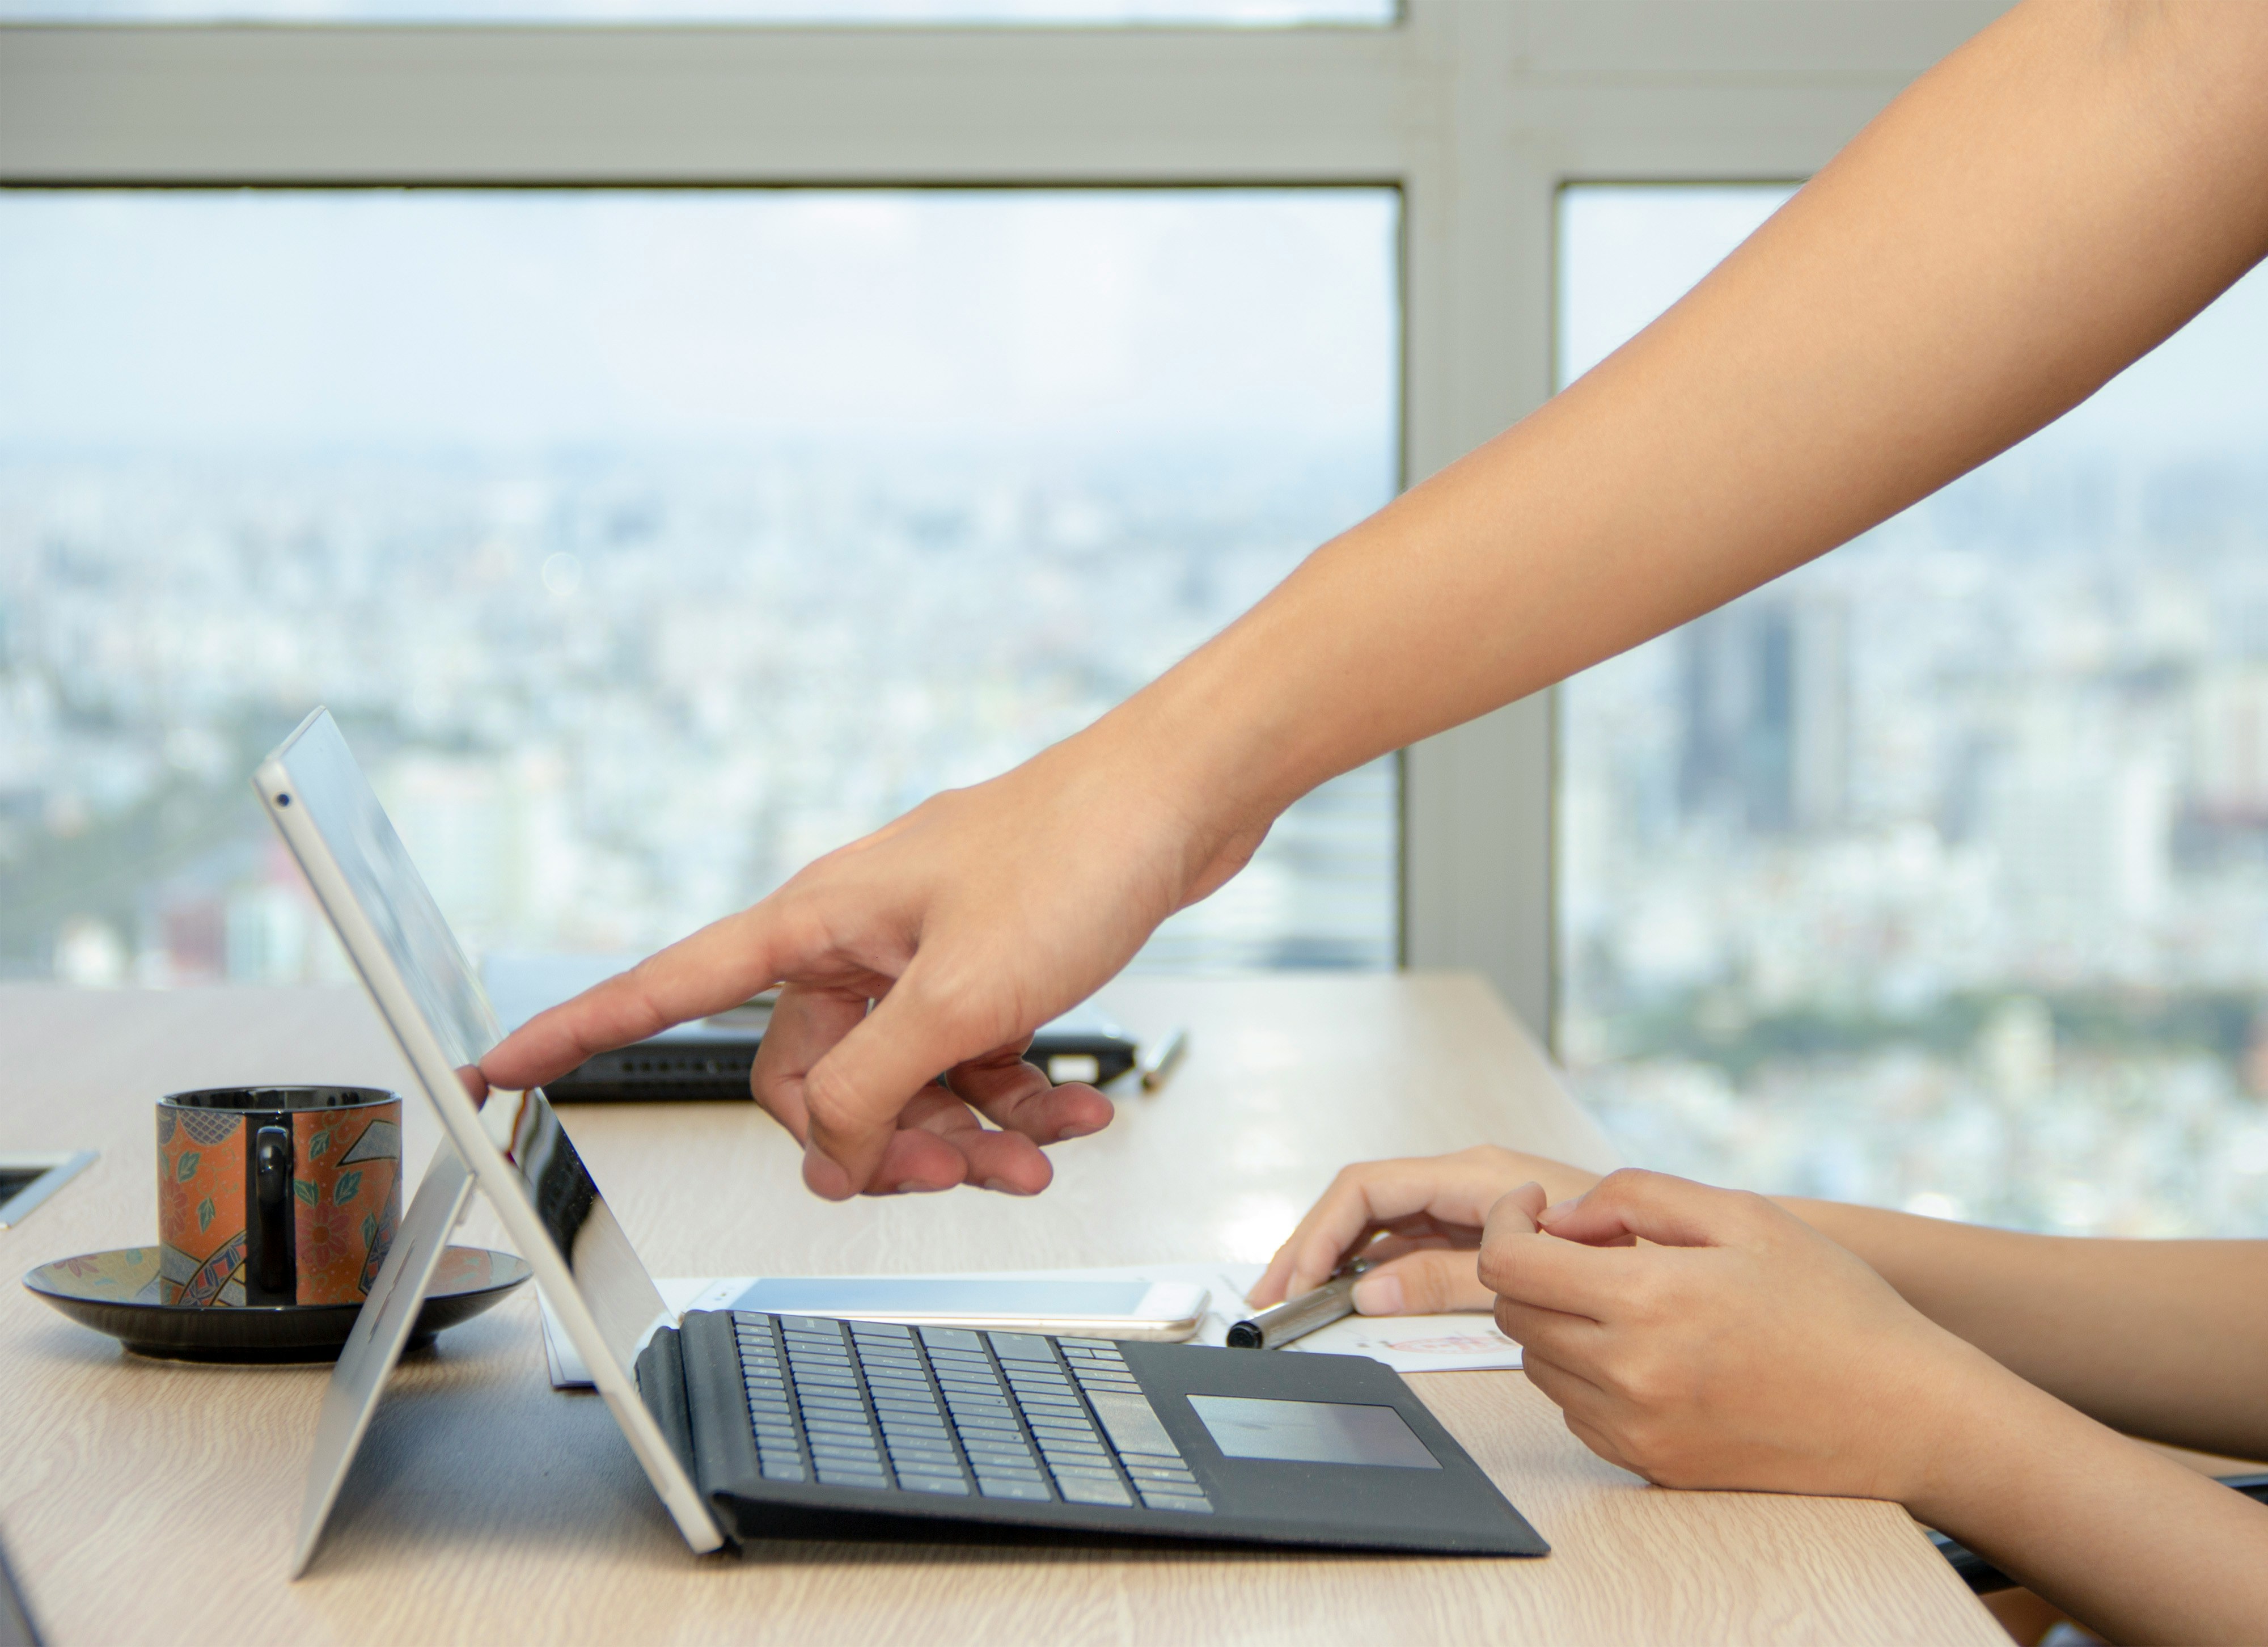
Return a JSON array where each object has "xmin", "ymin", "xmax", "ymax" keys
[{"xmin": 485, "ymin": 0, "xmax": 2268, "ymax": 1197}]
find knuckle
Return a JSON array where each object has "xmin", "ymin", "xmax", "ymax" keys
[
  {"xmin": 799, "ymin": 1062, "xmax": 871, "ymax": 1135},
  {"xmin": 903, "ymin": 965, "xmax": 1015, "ymax": 1056},
  {"xmin": 1475, "ymin": 1237, "xmax": 1519, "ymax": 1294}
]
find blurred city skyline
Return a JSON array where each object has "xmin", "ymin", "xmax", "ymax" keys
[
  {"xmin": 0, "ymin": 189, "xmax": 1401, "ymax": 991},
  {"xmin": 1559, "ymin": 185, "xmax": 2268, "ymax": 1239}
]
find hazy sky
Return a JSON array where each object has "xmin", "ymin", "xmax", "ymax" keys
[
  {"xmin": 9, "ymin": 181, "xmax": 2261, "ymax": 463},
  {"xmin": 1562, "ymin": 183, "xmax": 2268, "ymax": 464},
  {"xmin": 0, "ymin": 188, "xmax": 1398, "ymax": 451}
]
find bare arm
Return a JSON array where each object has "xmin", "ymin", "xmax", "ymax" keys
[
  {"xmin": 1780, "ymin": 1198, "xmax": 2268, "ymax": 1462},
  {"xmin": 1487, "ymin": 1172, "xmax": 2268, "ymax": 1646},
  {"xmin": 486, "ymin": 0, "xmax": 2268, "ymax": 1196}
]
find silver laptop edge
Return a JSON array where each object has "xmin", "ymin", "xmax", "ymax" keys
[{"xmin": 256, "ymin": 708, "xmax": 724, "ymax": 1570}]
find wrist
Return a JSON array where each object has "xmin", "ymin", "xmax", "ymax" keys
[
  {"xmin": 1078, "ymin": 639, "xmax": 1342, "ymax": 855},
  {"xmin": 1891, "ymin": 1335, "xmax": 2067, "ymax": 1528}
]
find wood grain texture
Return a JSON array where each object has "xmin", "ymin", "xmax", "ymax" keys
[{"xmin": 0, "ymin": 974, "xmax": 2002, "ymax": 1645}]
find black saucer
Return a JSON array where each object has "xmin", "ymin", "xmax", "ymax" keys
[{"xmin": 24, "ymin": 1244, "xmax": 531, "ymax": 1363}]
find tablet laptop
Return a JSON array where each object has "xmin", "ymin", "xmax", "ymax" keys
[{"xmin": 259, "ymin": 708, "xmax": 1547, "ymax": 1570}]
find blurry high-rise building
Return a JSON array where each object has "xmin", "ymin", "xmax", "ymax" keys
[{"xmin": 1677, "ymin": 593, "xmax": 1849, "ymax": 835}]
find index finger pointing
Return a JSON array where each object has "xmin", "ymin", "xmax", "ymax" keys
[{"xmin": 479, "ymin": 906, "xmax": 796, "ymax": 1089}]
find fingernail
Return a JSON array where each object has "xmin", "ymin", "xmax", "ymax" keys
[
  {"xmin": 894, "ymin": 1181, "xmax": 946, "ymax": 1195},
  {"xmin": 981, "ymin": 1178, "xmax": 1026, "ymax": 1196},
  {"xmin": 1541, "ymin": 1199, "xmax": 1578, "ymax": 1224},
  {"xmin": 1054, "ymin": 1122, "xmax": 1097, "ymax": 1141},
  {"xmin": 1352, "ymin": 1274, "xmax": 1403, "ymax": 1316}
]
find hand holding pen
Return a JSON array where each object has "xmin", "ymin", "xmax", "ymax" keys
[{"xmin": 1244, "ymin": 1146, "xmax": 1606, "ymax": 1331}]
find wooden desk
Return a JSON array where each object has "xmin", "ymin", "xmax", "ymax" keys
[{"xmin": 0, "ymin": 974, "xmax": 1999, "ymax": 1645}]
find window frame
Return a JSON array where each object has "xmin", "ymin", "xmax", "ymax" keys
[{"xmin": 0, "ymin": 0, "xmax": 2004, "ymax": 1034}]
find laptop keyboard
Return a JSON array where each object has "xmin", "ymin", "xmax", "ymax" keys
[{"xmin": 730, "ymin": 1311, "xmax": 1213, "ymax": 1514}]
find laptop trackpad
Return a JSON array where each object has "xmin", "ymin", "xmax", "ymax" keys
[{"xmin": 1187, "ymin": 1395, "xmax": 1442, "ymax": 1469}]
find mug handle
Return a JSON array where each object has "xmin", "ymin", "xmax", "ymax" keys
[{"xmin": 254, "ymin": 1125, "xmax": 294, "ymax": 1298}]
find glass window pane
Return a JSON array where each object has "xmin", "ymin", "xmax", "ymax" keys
[
  {"xmin": 0, "ymin": 1, "xmax": 1391, "ymax": 22},
  {"xmin": 1558, "ymin": 181, "xmax": 2268, "ymax": 1238},
  {"xmin": 0, "ymin": 188, "xmax": 1398, "ymax": 983}
]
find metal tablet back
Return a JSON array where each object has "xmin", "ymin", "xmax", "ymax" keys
[{"xmin": 258, "ymin": 708, "xmax": 723, "ymax": 1574}]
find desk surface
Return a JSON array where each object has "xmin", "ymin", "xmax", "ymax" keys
[{"xmin": 0, "ymin": 974, "xmax": 1999, "ymax": 1645}]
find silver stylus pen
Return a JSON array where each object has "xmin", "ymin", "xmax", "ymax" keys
[{"xmin": 1225, "ymin": 1257, "xmax": 1373, "ymax": 1349}]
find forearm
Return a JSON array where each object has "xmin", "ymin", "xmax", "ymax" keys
[
  {"xmin": 1915, "ymin": 1356, "xmax": 2268, "ymax": 1643},
  {"xmin": 1105, "ymin": 0, "xmax": 2268, "ymax": 831},
  {"xmin": 1784, "ymin": 1196, "xmax": 2268, "ymax": 1459}
]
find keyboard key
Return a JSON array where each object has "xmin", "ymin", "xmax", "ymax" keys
[
  {"xmin": 1118, "ymin": 1451, "xmax": 1186, "ymax": 1469},
  {"xmin": 1086, "ymin": 1391, "xmax": 1176, "ymax": 1458},
  {"xmin": 851, "ymin": 1321, "xmax": 913, "ymax": 1340},
  {"xmin": 1057, "ymin": 1477, "xmax": 1134, "ymax": 1507},
  {"xmin": 987, "ymin": 1331, "xmax": 1055, "ymax": 1362},
  {"xmin": 818, "ymin": 1471, "xmax": 888, "ymax": 1489},
  {"xmin": 760, "ymin": 1462, "xmax": 808, "ymax": 1482},
  {"xmin": 919, "ymin": 1327, "xmax": 985, "ymax": 1354},
  {"xmin": 897, "ymin": 1474, "xmax": 970, "ymax": 1496},
  {"xmin": 1125, "ymin": 1461, "xmax": 1196, "ymax": 1480},
  {"xmin": 1142, "ymin": 1493, "xmax": 1213, "ymax": 1513},
  {"xmin": 977, "ymin": 1476, "xmax": 1053, "ymax": 1501},
  {"xmin": 890, "ymin": 1451, "xmax": 963, "ymax": 1473},
  {"xmin": 1049, "ymin": 1463, "xmax": 1120, "ymax": 1482}
]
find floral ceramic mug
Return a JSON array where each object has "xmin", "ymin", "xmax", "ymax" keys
[{"xmin": 156, "ymin": 1086, "xmax": 403, "ymax": 1308}]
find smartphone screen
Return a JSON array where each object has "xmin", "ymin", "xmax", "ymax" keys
[{"xmin": 728, "ymin": 1278, "xmax": 1158, "ymax": 1320}]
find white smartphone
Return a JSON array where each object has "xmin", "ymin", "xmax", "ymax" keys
[{"xmin": 717, "ymin": 1277, "xmax": 1209, "ymax": 1342}]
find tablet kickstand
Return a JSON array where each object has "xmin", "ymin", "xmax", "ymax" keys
[{"xmin": 290, "ymin": 1137, "xmax": 476, "ymax": 1578}]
